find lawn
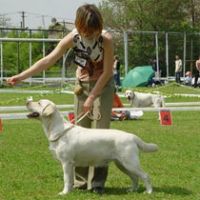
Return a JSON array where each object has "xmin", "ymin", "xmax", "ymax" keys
[{"xmin": 0, "ymin": 83, "xmax": 200, "ymax": 200}]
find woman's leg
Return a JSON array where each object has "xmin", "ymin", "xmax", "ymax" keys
[
  {"xmin": 90, "ymin": 79, "xmax": 115, "ymax": 191},
  {"xmin": 73, "ymin": 82, "xmax": 92, "ymax": 189}
]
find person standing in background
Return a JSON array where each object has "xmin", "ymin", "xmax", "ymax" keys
[
  {"xmin": 113, "ymin": 55, "xmax": 121, "ymax": 91},
  {"xmin": 175, "ymin": 55, "xmax": 182, "ymax": 83},
  {"xmin": 194, "ymin": 55, "xmax": 200, "ymax": 87}
]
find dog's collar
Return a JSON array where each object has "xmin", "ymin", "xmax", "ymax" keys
[
  {"xmin": 49, "ymin": 123, "xmax": 74, "ymax": 143},
  {"xmin": 49, "ymin": 111, "xmax": 89, "ymax": 142}
]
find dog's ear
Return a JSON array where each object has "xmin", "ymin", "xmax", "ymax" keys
[{"xmin": 42, "ymin": 103, "xmax": 56, "ymax": 116}]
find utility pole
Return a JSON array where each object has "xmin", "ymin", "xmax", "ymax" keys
[
  {"xmin": 20, "ymin": 11, "xmax": 26, "ymax": 29},
  {"xmin": 41, "ymin": 15, "xmax": 46, "ymax": 28}
]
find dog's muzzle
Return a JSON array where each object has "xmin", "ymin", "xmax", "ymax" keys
[
  {"xmin": 27, "ymin": 112, "xmax": 40, "ymax": 118},
  {"xmin": 26, "ymin": 97, "xmax": 40, "ymax": 118},
  {"xmin": 127, "ymin": 96, "xmax": 131, "ymax": 100}
]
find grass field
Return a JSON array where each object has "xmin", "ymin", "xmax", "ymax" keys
[{"xmin": 0, "ymin": 83, "xmax": 200, "ymax": 200}]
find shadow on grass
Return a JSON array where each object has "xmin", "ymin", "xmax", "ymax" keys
[
  {"xmin": 104, "ymin": 187, "xmax": 128, "ymax": 195},
  {"xmin": 154, "ymin": 186, "xmax": 192, "ymax": 196},
  {"xmin": 98, "ymin": 186, "xmax": 192, "ymax": 196}
]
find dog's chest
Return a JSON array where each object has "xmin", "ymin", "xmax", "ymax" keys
[
  {"xmin": 49, "ymin": 143, "xmax": 57, "ymax": 159},
  {"xmin": 73, "ymin": 155, "xmax": 111, "ymax": 167}
]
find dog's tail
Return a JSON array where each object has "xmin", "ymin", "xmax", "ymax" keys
[{"xmin": 135, "ymin": 136, "xmax": 158, "ymax": 152}]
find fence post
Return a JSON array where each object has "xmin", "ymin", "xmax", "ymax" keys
[
  {"xmin": 0, "ymin": 41, "xmax": 3, "ymax": 85},
  {"xmin": 123, "ymin": 31, "xmax": 128, "ymax": 75},
  {"xmin": 42, "ymin": 41, "xmax": 46, "ymax": 85},
  {"xmin": 61, "ymin": 54, "xmax": 66, "ymax": 87},
  {"xmin": 29, "ymin": 42, "xmax": 32, "ymax": 86},
  {"xmin": 183, "ymin": 32, "xmax": 186, "ymax": 77},
  {"xmin": 155, "ymin": 32, "xmax": 160, "ymax": 75},
  {"xmin": 165, "ymin": 32, "xmax": 169, "ymax": 79}
]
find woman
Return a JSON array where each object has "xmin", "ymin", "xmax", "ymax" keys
[{"xmin": 7, "ymin": 4, "xmax": 114, "ymax": 194}]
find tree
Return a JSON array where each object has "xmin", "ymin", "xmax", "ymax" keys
[
  {"xmin": 98, "ymin": 0, "xmax": 200, "ymax": 75},
  {"xmin": 99, "ymin": 0, "xmax": 195, "ymax": 32},
  {"xmin": 0, "ymin": 15, "xmax": 11, "ymax": 28},
  {"xmin": 3, "ymin": 30, "xmax": 44, "ymax": 76}
]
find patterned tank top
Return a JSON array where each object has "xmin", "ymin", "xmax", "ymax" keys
[{"xmin": 72, "ymin": 28, "xmax": 105, "ymax": 81}]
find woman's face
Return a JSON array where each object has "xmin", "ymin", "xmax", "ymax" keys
[{"xmin": 79, "ymin": 30, "xmax": 100, "ymax": 40}]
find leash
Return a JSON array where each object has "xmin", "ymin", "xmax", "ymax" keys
[
  {"xmin": 49, "ymin": 103, "xmax": 102, "ymax": 143},
  {"xmin": 87, "ymin": 98, "xmax": 101, "ymax": 121},
  {"xmin": 68, "ymin": 109, "xmax": 101, "ymax": 124},
  {"xmin": 69, "ymin": 98, "xmax": 102, "ymax": 124},
  {"xmin": 49, "ymin": 111, "xmax": 90, "ymax": 142},
  {"xmin": 69, "ymin": 111, "xmax": 90, "ymax": 124}
]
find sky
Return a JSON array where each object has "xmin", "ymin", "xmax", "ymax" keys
[{"xmin": 0, "ymin": 0, "xmax": 99, "ymax": 29}]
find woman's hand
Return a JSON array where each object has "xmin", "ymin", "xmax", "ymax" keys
[
  {"xmin": 83, "ymin": 95, "xmax": 95, "ymax": 113},
  {"xmin": 6, "ymin": 75, "xmax": 23, "ymax": 86}
]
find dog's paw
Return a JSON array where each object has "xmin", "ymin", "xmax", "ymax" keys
[
  {"xmin": 144, "ymin": 188, "xmax": 153, "ymax": 194},
  {"xmin": 58, "ymin": 191, "xmax": 68, "ymax": 196}
]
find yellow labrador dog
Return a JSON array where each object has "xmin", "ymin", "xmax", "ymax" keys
[
  {"xmin": 26, "ymin": 99, "xmax": 158, "ymax": 195},
  {"xmin": 125, "ymin": 90, "xmax": 165, "ymax": 108}
]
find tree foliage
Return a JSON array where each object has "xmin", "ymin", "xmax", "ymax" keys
[
  {"xmin": 0, "ymin": 15, "xmax": 11, "ymax": 28},
  {"xmin": 100, "ymin": 0, "xmax": 200, "ymax": 31},
  {"xmin": 99, "ymin": 0, "xmax": 200, "ymax": 75},
  {"xmin": 2, "ymin": 31, "xmax": 44, "ymax": 76},
  {"xmin": 2, "ymin": 1, "xmax": 200, "ymax": 78}
]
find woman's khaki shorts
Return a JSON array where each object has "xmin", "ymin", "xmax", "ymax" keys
[{"xmin": 74, "ymin": 78, "xmax": 114, "ymax": 129}]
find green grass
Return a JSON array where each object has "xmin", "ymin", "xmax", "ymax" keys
[
  {"xmin": 0, "ymin": 83, "xmax": 200, "ymax": 200},
  {"xmin": 0, "ymin": 91, "xmax": 74, "ymax": 106}
]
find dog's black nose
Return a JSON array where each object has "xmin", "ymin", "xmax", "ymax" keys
[{"xmin": 27, "ymin": 112, "xmax": 40, "ymax": 118}]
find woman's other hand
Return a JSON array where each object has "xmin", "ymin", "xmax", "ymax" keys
[{"xmin": 83, "ymin": 95, "xmax": 95, "ymax": 113}]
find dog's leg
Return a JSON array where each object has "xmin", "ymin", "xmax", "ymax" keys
[
  {"xmin": 59, "ymin": 162, "xmax": 74, "ymax": 195},
  {"xmin": 134, "ymin": 169, "xmax": 152, "ymax": 194},
  {"xmin": 118, "ymin": 158, "xmax": 153, "ymax": 194},
  {"xmin": 115, "ymin": 160, "xmax": 139, "ymax": 192},
  {"xmin": 127, "ymin": 175, "xmax": 139, "ymax": 192}
]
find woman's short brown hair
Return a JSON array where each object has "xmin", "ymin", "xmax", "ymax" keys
[{"xmin": 75, "ymin": 4, "xmax": 103, "ymax": 35}]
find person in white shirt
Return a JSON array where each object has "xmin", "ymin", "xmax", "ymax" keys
[
  {"xmin": 175, "ymin": 55, "xmax": 182, "ymax": 83},
  {"xmin": 7, "ymin": 4, "xmax": 114, "ymax": 195}
]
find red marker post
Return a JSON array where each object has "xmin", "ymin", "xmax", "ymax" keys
[{"xmin": 160, "ymin": 109, "xmax": 172, "ymax": 126}]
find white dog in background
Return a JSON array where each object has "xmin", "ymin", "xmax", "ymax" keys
[
  {"xmin": 26, "ymin": 99, "xmax": 158, "ymax": 195},
  {"xmin": 125, "ymin": 90, "xmax": 165, "ymax": 108}
]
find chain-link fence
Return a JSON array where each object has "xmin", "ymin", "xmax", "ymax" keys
[
  {"xmin": 113, "ymin": 30, "xmax": 200, "ymax": 79},
  {"xmin": 1, "ymin": 28, "xmax": 200, "ymax": 85}
]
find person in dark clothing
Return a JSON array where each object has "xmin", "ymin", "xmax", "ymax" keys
[
  {"xmin": 113, "ymin": 55, "xmax": 121, "ymax": 91},
  {"xmin": 194, "ymin": 55, "xmax": 200, "ymax": 87}
]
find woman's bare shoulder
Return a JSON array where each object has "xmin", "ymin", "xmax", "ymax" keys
[{"xmin": 58, "ymin": 31, "xmax": 74, "ymax": 48}]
